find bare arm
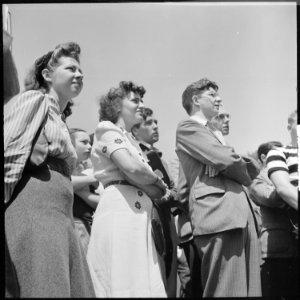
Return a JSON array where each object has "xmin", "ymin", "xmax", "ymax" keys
[
  {"xmin": 269, "ymin": 170, "xmax": 298, "ymax": 210},
  {"xmin": 121, "ymin": 171, "xmax": 167, "ymax": 201},
  {"xmin": 71, "ymin": 174, "xmax": 98, "ymax": 192},
  {"xmin": 111, "ymin": 148, "xmax": 165, "ymax": 187}
]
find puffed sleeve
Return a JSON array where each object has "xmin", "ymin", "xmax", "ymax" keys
[
  {"xmin": 93, "ymin": 121, "xmax": 128, "ymax": 158},
  {"xmin": 4, "ymin": 91, "xmax": 49, "ymax": 204}
]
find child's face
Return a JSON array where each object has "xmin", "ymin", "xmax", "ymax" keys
[{"xmin": 74, "ymin": 131, "xmax": 92, "ymax": 163}]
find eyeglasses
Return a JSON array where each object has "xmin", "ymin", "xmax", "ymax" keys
[{"xmin": 218, "ymin": 113, "xmax": 230, "ymax": 120}]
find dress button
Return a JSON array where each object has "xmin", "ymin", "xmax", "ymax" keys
[
  {"xmin": 137, "ymin": 190, "xmax": 143, "ymax": 197},
  {"xmin": 135, "ymin": 201, "xmax": 141, "ymax": 209}
]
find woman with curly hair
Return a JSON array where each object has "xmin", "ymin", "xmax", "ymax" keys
[
  {"xmin": 4, "ymin": 42, "xmax": 95, "ymax": 297},
  {"xmin": 87, "ymin": 81, "xmax": 168, "ymax": 297}
]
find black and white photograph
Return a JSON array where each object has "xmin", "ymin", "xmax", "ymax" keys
[{"xmin": 3, "ymin": 1, "xmax": 298, "ymax": 298}]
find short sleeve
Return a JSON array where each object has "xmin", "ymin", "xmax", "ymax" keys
[
  {"xmin": 266, "ymin": 148, "xmax": 288, "ymax": 178},
  {"xmin": 4, "ymin": 90, "xmax": 49, "ymax": 204},
  {"xmin": 94, "ymin": 121, "xmax": 128, "ymax": 158}
]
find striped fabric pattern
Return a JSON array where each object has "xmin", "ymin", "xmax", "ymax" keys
[
  {"xmin": 4, "ymin": 90, "xmax": 77, "ymax": 204},
  {"xmin": 266, "ymin": 146, "xmax": 298, "ymax": 187}
]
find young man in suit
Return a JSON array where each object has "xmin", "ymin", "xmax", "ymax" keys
[
  {"xmin": 132, "ymin": 108, "xmax": 178, "ymax": 297},
  {"xmin": 175, "ymin": 78, "xmax": 261, "ymax": 297}
]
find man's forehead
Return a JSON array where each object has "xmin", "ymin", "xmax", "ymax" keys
[{"xmin": 145, "ymin": 115, "xmax": 156, "ymax": 121}]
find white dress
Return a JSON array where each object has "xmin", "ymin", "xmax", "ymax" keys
[{"xmin": 87, "ymin": 121, "xmax": 166, "ymax": 297}]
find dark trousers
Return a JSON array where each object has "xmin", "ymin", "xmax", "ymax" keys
[
  {"xmin": 181, "ymin": 240, "xmax": 203, "ymax": 298},
  {"xmin": 261, "ymin": 257, "xmax": 299, "ymax": 297}
]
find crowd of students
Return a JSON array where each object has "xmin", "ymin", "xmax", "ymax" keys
[{"xmin": 4, "ymin": 38, "xmax": 298, "ymax": 298}]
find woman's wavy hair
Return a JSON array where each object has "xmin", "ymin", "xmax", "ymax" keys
[
  {"xmin": 98, "ymin": 81, "xmax": 146, "ymax": 124},
  {"xmin": 24, "ymin": 42, "xmax": 81, "ymax": 93}
]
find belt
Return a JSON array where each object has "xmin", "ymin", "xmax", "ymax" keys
[{"xmin": 104, "ymin": 180, "xmax": 131, "ymax": 189}]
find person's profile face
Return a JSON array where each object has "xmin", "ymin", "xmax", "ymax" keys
[
  {"xmin": 49, "ymin": 56, "xmax": 83, "ymax": 99},
  {"xmin": 198, "ymin": 87, "xmax": 222, "ymax": 119},
  {"xmin": 287, "ymin": 113, "xmax": 297, "ymax": 141},
  {"xmin": 121, "ymin": 91, "xmax": 144, "ymax": 127},
  {"xmin": 137, "ymin": 115, "xmax": 159, "ymax": 145},
  {"xmin": 74, "ymin": 131, "xmax": 91, "ymax": 163}
]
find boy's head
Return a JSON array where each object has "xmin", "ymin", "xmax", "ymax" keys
[{"xmin": 69, "ymin": 128, "xmax": 92, "ymax": 163}]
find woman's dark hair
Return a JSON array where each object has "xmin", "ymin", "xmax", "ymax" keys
[
  {"xmin": 61, "ymin": 100, "xmax": 74, "ymax": 122},
  {"xmin": 24, "ymin": 42, "xmax": 81, "ymax": 92},
  {"xmin": 257, "ymin": 141, "xmax": 283, "ymax": 163},
  {"xmin": 98, "ymin": 81, "xmax": 146, "ymax": 124}
]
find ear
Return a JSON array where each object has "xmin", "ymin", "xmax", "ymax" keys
[
  {"xmin": 41, "ymin": 68, "xmax": 52, "ymax": 84},
  {"xmin": 260, "ymin": 154, "xmax": 266, "ymax": 164},
  {"xmin": 192, "ymin": 95, "xmax": 201, "ymax": 108}
]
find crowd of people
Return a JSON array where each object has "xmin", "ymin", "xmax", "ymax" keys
[{"xmin": 4, "ymin": 38, "xmax": 299, "ymax": 298}]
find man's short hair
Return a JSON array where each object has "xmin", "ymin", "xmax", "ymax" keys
[
  {"xmin": 182, "ymin": 78, "xmax": 218, "ymax": 115},
  {"xmin": 132, "ymin": 107, "xmax": 153, "ymax": 130},
  {"xmin": 257, "ymin": 141, "xmax": 283, "ymax": 163}
]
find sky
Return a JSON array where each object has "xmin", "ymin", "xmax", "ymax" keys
[{"xmin": 6, "ymin": 2, "xmax": 297, "ymax": 173}]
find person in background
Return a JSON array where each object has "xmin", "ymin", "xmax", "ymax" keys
[
  {"xmin": 210, "ymin": 106, "xmax": 230, "ymax": 139},
  {"xmin": 176, "ymin": 164, "xmax": 202, "ymax": 298},
  {"xmin": 248, "ymin": 140, "xmax": 298, "ymax": 297},
  {"xmin": 4, "ymin": 42, "xmax": 95, "ymax": 297},
  {"xmin": 132, "ymin": 107, "xmax": 178, "ymax": 297},
  {"xmin": 87, "ymin": 81, "xmax": 167, "ymax": 297},
  {"xmin": 265, "ymin": 109, "xmax": 298, "ymax": 296},
  {"xmin": 70, "ymin": 128, "xmax": 100, "ymax": 255},
  {"xmin": 176, "ymin": 78, "xmax": 261, "ymax": 297}
]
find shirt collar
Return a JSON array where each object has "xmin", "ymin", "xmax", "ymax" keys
[
  {"xmin": 139, "ymin": 140, "xmax": 152, "ymax": 151},
  {"xmin": 139, "ymin": 141, "xmax": 162, "ymax": 157},
  {"xmin": 190, "ymin": 114, "xmax": 208, "ymax": 126}
]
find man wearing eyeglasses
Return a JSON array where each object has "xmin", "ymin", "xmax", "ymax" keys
[{"xmin": 176, "ymin": 78, "xmax": 261, "ymax": 297}]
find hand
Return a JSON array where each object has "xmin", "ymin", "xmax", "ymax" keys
[
  {"xmin": 155, "ymin": 176, "xmax": 168, "ymax": 193},
  {"xmin": 205, "ymin": 165, "xmax": 219, "ymax": 177}
]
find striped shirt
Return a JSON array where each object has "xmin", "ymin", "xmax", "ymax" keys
[
  {"xmin": 4, "ymin": 90, "xmax": 77, "ymax": 204},
  {"xmin": 266, "ymin": 146, "xmax": 298, "ymax": 187}
]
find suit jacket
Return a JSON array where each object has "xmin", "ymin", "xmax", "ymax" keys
[
  {"xmin": 175, "ymin": 117, "xmax": 260, "ymax": 236},
  {"xmin": 176, "ymin": 163, "xmax": 193, "ymax": 245}
]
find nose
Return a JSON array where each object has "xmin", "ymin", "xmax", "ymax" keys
[
  {"xmin": 138, "ymin": 100, "xmax": 144, "ymax": 109},
  {"xmin": 75, "ymin": 69, "xmax": 83, "ymax": 80},
  {"xmin": 215, "ymin": 97, "xmax": 222, "ymax": 108}
]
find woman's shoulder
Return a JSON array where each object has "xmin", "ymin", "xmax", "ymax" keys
[
  {"xmin": 15, "ymin": 90, "xmax": 46, "ymax": 107},
  {"xmin": 5, "ymin": 90, "xmax": 47, "ymax": 117},
  {"xmin": 95, "ymin": 121, "xmax": 123, "ymax": 134}
]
